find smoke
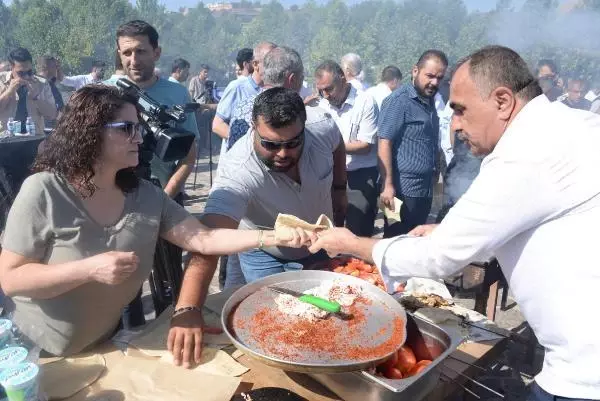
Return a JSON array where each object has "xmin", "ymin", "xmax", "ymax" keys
[
  {"xmin": 443, "ymin": 139, "xmax": 483, "ymax": 207},
  {"xmin": 488, "ymin": 5, "xmax": 600, "ymax": 60}
]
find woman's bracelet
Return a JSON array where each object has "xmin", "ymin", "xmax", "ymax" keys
[{"xmin": 258, "ymin": 229, "xmax": 265, "ymax": 249}]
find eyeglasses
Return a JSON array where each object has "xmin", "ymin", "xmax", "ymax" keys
[
  {"xmin": 255, "ymin": 128, "xmax": 304, "ymax": 151},
  {"xmin": 105, "ymin": 121, "xmax": 143, "ymax": 142},
  {"xmin": 16, "ymin": 70, "xmax": 34, "ymax": 78}
]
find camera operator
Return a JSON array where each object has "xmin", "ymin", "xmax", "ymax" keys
[
  {"xmin": 107, "ymin": 20, "xmax": 200, "ymax": 328},
  {"xmin": 111, "ymin": 20, "xmax": 199, "ymax": 198}
]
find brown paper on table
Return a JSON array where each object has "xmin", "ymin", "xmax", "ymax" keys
[
  {"xmin": 129, "ymin": 306, "xmax": 247, "ymax": 377},
  {"xmin": 379, "ymin": 197, "xmax": 402, "ymax": 223},
  {"xmin": 71, "ymin": 355, "xmax": 240, "ymax": 401},
  {"xmin": 41, "ymin": 354, "xmax": 106, "ymax": 400},
  {"xmin": 130, "ymin": 306, "xmax": 231, "ymax": 356}
]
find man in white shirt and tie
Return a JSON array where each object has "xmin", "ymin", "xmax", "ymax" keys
[{"xmin": 309, "ymin": 45, "xmax": 600, "ymax": 401}]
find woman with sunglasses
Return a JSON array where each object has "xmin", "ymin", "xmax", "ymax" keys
[{"xmin": 0, "ymin": 85, "xmax": 311, "ymax": 357}]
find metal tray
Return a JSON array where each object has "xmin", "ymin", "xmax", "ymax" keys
[
  {"xmin": 309, "ymin": 313, "xmax": 463, "ymax": 401},
  {"xmin": 221, "ymin": 270, "xmax": 407, "ymax": 374}
]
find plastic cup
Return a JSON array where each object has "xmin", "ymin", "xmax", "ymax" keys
[
  {"xmin": 0, "ymin": 363, "xmax": 40, "ymax": 401},
  {"xmin": 0, "ymin": 321, "xmax": 13, "ymax": 349},
  {"xmin": 0, "ymin": 348, "xmax": 28, "ymax": 370}
]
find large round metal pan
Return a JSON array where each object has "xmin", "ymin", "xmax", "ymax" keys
[{"xmin": 221, "ymin": 270, "xmax": 407, "ymax": 374}]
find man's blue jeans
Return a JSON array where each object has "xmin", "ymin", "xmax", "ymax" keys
[
  {"xmin": 528, "ymin": 382, "xmax": 598, "ymax": 401},
  {"xmin": 239, "ymin": 249, "xmax": 329, "ymax": 283}
]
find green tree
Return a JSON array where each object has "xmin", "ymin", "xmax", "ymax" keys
[
  {"xmin": 51, "ymin": 0, "xmax": 133, "ymax": 71},
  {"xmin": 10, "ymin": 0, "xmax": 69, "ymax": 62},
  {"xmin": 0, "ymin": 1, "xmax": 15, "ymax": 57}
]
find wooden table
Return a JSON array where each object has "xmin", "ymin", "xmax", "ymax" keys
[{"xmin": 44, "ymin": 287, "xmax": 509, "ymax": 401}]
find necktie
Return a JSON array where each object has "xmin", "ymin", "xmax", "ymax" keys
[
  {"xmin": 14, "ymin": 85, "xmax": 28, "ymax": 133},
  {"xmin": 49, "ymin": 78, "xmax": 64, "ymax": 111}
]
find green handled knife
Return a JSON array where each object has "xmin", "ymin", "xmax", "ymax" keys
[{"xmin": 269, "ymin": 286, "xmax": 341, "ymax": 313}]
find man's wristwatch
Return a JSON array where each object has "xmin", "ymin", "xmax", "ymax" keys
[{"xmin": 332, "ymin": 183, "xmax": 347, "ymax": 191}]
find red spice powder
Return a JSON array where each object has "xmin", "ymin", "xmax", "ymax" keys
[{"xmin": 239, "ymin": 296, "xmax": 404, "ymax": 363}]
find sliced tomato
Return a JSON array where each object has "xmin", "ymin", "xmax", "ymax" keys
[
  {"xmin": 395, "ymin": 345, "xmax": 417, "ymax": 375},
  {"xmin": 341, "ymin": 265, "xmax": 355, "ymax": 274},
  {"xmin": 356, "ymin": 263, "xmax": 375, "ymax": 273}
]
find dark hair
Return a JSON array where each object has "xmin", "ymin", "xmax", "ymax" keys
[
  {"xmin": 567, "ymin": 77, "xmax": 587, "ymax": 88},
  {"xmin": 314, "ymin": 60, "xmax": 345, "ymax": 82},
  {"xmin": 33, "ymin": 85, "xmax": 139, "ymax": 197},
  {"xmin": 252, "ymin": 87, "xmax": 306, "ymax": 128},
  {"xmin": 416, "ymin": 49, "xmax": 448, "ymax": 69},
  {"xmin": 236, "ymin": 48, "xmax": 253, "ymax": 70},
  {"xmin": 116, "ymin": 20, "xmax": 159, "ymax": 49},
  {"xmin": 381, "ymin": 65, "xmax": 402, "ymax": 82},
  {"xmin": 8, "ymin": 47, "xmax": 33, "ymax": 65},
  {"xmin": 114, "ymin": 49, "xmax": 123, "ymax": 70},
  {"xmin": 199, "ymin": 63, "xmax": 210, "ymax": 72},
  {"xmin": 455, "ymin": 45, "xmax": 542, "ymax": 102},
  {"xmin": 171, "ymin": 58, "xmax": 190, "ymax": 73},
  {"xmin": 37, "ymin": 55, "xmax": 57, "ymax": 68},
  {"xmin": 537, "ymin": 59, "xmax": 559, "ymax": 75},
  {"xmin": 92, "ymin": 60, "xmax": 106, "ymax": 69}
]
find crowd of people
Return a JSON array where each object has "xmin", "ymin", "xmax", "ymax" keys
[{"xmin": 0, "ymin": 17, "xmax": 599, "ymax": 401}]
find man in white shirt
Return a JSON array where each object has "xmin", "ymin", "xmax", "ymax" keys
[
  {"xmin": 168, "ymin": 58, "xmax": 190, "ymax": 85},
  {"xmin": 366, "ymin": 65, "xmax": 402, "ymax": 108},
  {"xmin": 316, "ymin": 60, "xmax": 379, "ymax": 237},
  {"xmin": 341, "ymin": 53, "xmax": 366, "ymax": 92},
  {"xmin": 585, "ymin": 78, "xmax": 600, "ymax": 114},
  {"xmin": 61, "ymin": 60, "xmax": 106, "ymax": 90},
  {"xmin": 309, "ymin": 45, "xmax": 600, "ymax": 401}
]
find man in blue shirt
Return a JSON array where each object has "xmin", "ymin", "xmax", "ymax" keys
[
  {"xmin": 212, "ymin": 42, "xmax": 276, "ymax": 154},
  {"xmin": 107, "ymin": 20, "xmax": 199, "ymax": 328},
  {"xmin": 108, "ymin": 20, "xmax": 199, "ymax": 198},
  {"xmin": 378, "ymin": 50, "xmax": 448, "ymax": 238}
]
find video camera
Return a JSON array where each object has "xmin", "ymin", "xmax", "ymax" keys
[
  {"xmin": 204, "ymin": 80, "xmax": 217, "ymax": 103},
  {"xmin": 116, "ymin": 78, "xmax": 198, "ymax": 162}
]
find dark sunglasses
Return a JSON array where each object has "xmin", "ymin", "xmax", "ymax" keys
[
  {"xmin": 255, "ymin": 129, "xmax": 304, "ymax": 151},
  {"xmin": 105, "ymin": 122, "xmax": 143, "ymax": 142},
  {"xmin": 16, "ymin": 70, "xmax": 34, "ymax": 78}
]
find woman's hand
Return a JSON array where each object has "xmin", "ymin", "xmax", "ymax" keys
[
  {"xmin": 87, "ymin": 251, "xmax": 139, "ymax": 285},
  {"xmin": 269, "ymin": 227, "xmax": 314, "ymax": 248}
]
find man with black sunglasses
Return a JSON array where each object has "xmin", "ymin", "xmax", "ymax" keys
[
  {"xmin": 169, "ymin": 87, "xmax": 347, "ymax": 367},
  {"xmin": 0, "ymin": 47, "xmax": 57, "ymax": 135}
]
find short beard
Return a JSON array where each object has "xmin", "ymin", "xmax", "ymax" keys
[
  {"xmin": 415, "ymin": 82, "xmax": 435, "ymax": 99},
  {"xmin": 257, "ymin": 154, "xmax": 297, "ymax": 172},
  {"xmin": 127, "ymin": 67, "xmax": 154, "ymax": 83}
]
